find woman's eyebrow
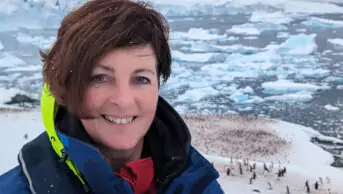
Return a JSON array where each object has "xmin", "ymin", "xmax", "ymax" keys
[
  {"xmin": 134, "ymin": 68, "xmax": 156, "ymax": 76},
  {"xmin": 95, "ymin": 64, "xmax": 114, "ymax": 73}
]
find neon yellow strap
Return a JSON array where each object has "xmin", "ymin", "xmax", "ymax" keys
[{"xmin": 41, "ymin": 83, "xmax": 86, "ymax": 185}]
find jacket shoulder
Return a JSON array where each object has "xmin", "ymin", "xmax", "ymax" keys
[
  {"xmin": 0, "ymin": 166, "xmax": 30, "ymax": 194},
  {"xmin": 203, "ymin": 180, "xmax": 224, "ymax": 194}
]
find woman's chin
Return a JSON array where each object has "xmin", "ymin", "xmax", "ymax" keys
[{"xmin": 104, "ymin": 138, "xmax": 140, "ymax": 151}]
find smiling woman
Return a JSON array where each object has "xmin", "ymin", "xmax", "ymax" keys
[{"xmin": 0, "ymin": 0, "xmax": 223, "ymax": 194}]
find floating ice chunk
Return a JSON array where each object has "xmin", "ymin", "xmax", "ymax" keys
[
  {"xmin": 3, "ymin": 65, "xmax": 42, "ymax": 72},
  {"xmin": 228, "ymin": 36, "xmax": 239, "ymax": 41},
  {"xmin": 0, "ymin": 41, "xmax": 4, "ymax": 51},
  {"xmin": 278, "ymin": 33, "xmax": 317, "ymax": 55},
  {"xmin": 297, "ymin": 68, "xmax": 330, "ymax": 78},
  {"xmin": 225, "ymin": 109, "xmax": 237, "ymax": 114},
  {"xmin": 324, "ymin": 76, "xmax": 343, "ymax": 84},
  {"xmin": 0, "ymin": 1, "xmax": 19, "ymax": 14},
  {"xmin": 241, "ymin": 86, "xmax": 254, "ymax": 94},
  {"xmin": 230, "ymin": 91, "xmax": 264, "ymax": 104},
  {"xmin": 171, "ymin": 28, "xmax": 227, "ymax": 41},
  {"xmin": 283, "ymin": 1, "xmax": 343, "ymax": 14},
  {"xmin": 323, "ymin": 50, "xmax": 333, "ymax": 55},
  {"xmin": 176, "ymin": 86, "xmax": 219, "ymax": 102},
  {"xmin": 0, "ymin": 53, "xmax": 26, "ymax": 68},
  {"xmin": 174, "ymin": 105, "xmax": 189, "ymax": 114},
  {"xmin": 264, "ymin": 91, "xmax": 313, "ymax": 102},
  {"xmin": 16, "ymin": 32, "xmax": 55, "ymax": 49},
  {"xmin": 210, "ymin": 44, "xmax": 260, "ymax": 55},
  {"xmin": 243, "ymin": 36, "xmax": 258, "ymax": 39},
  {"xmin": 200, "ymin": 62, "xmax": 262, "ymax": 81},
  {"xmin": 302, "ymin": 17, "xmax": 343, "ymax": 28},
  {"xmin": 296, "ymin": 29, "xmax": 307, "ymax": 32},
  {"xmin": 244, "ymin": 96, "xmax": 264, "ymax": 103},
  {"xmin": 277, "ymin": 32, "xmax": 289, "ymax": 38},
  {"xmin": 328, "ymin": 38, "xmax": 343, "ymax": 47},
  {"xmin": 324, "ymin": 104, "xmax": 339, "ymax": 112},
  {"xmin": 227, "ymin": 24, "xmax": 261, "ymax": 35},
  {"xmin": 237, "ymin": 106, "xmax": 253, "ymax": 112},
  {"xmin": 162, "ymin": 71, "xmax": 192, "ymax": 90},
  {"xmin": 250, "ymin": 11, "xmax": 293, "ymax": 24},
  {"xmin": 227, "ymin": 23, "xmax": 287, "ymax": 35},
  {"xmin": 216, "ymin": 83, "xmax": 239, "ymax": 94},
  {"xmin": 262, "ymin": 79, "xmax": 328, "ymax": 94},
  {"xmin": 172, "ymin": 50, "xmax": 213, "ymax": 63},
  {"xmin": 229, "ymin": 91, "xmax": 250, "ymax": 104}
]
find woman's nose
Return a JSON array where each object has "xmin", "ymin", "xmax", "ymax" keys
[{"xmin": 109, "ymin": 83, "xmax": 135, "ymax": 107}]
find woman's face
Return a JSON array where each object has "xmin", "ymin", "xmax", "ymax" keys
[{"xmin": 80, "ymin": 44, "xmax": 159, "ymax": 151}]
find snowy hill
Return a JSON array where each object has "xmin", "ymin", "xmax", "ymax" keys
[{"xmin": 1, "ymin": 110, "xmax": 342, "ymax": 193}]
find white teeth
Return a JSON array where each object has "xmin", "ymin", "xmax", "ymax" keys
[{"xmin": 103, "ymin": 115, "xmax": 134, "ymax": 124}]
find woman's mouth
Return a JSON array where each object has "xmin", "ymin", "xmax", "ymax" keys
[{"xmin": 101, "ymin": 115, "xmax": 137, "ymax": 125}]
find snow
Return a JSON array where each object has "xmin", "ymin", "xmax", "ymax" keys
[
  {"xmin": 324, "ymin": 104, "xmax": 340, "ymax": 112},
  {"xmin": 262, "ymin": 79, "xmax": 329, "ymax": 94},
  {"xmin": 0, "ymin": 111, "xmax": 43, "ymax": 174},
  {"xmin": 328, "ymin": 38, "xmax": 343, "ymax": 47}
]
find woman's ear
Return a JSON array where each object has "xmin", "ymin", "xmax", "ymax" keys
[{"xmin": 55, "ymin": 95, "xmax": 66, "ymax": 107}]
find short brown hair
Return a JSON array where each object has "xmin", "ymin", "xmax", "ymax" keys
[{"xmin": 41, "ymin": 0, "xmax": 171, "ymax": 115}]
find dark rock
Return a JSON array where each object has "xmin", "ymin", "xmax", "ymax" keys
[{"xmin": 4, "ymin": 94, "xmax": 38, "ymax": 108}]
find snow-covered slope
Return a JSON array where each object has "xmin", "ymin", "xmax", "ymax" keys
[
  {"xmin": 1, "ymin": 111, "xmax": 342, "ymax": 193},
  {"xmin": 184, "ymin": 115, "xmax": 343, "ymax": 194}
]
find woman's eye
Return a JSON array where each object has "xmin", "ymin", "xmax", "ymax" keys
[
  {"xmin": 135, "ymin": 76, "xmax": 151, "ymax": 84},
  {"xmin": 91, "ymin": 74, "xmax": 106, "ymax": 83}
]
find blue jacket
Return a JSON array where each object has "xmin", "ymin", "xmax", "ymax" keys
[
  {"xmin": 0, "ymin": 90, "xmax": 223, "ymax": 194},
  {"xmin": 0, "ymin": 144, "xmax": 223, "ymax": 194}
]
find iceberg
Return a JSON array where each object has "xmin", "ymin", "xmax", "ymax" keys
[
  {"xmin": 262, "ymin": 79, "xmax": 329, "ymax": 94},
  {"xmin": 328, "ymin": 38, "xmax": 343, "ymax": 47},
  {"xmin": 302, "ymin": 17, "xmax": 343, "ymax": 28}
]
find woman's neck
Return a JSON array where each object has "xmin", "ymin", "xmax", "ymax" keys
[{"xmin": 99, "ymin": 139, "xmax": 144, "ymax": 172}]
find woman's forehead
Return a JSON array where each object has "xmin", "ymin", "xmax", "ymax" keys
[{"xmin": 93, "ymin": 45, "xmax": 157, "ymax": 72}]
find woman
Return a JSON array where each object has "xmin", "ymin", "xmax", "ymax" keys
[{"xmin": 0, "ymin": 0, "xmax": 223, "ymax": 193}]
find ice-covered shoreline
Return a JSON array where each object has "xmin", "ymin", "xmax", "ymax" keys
[{"xmin": 184, "ymin": 114, "xmax": 343, "ymax": 193}]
